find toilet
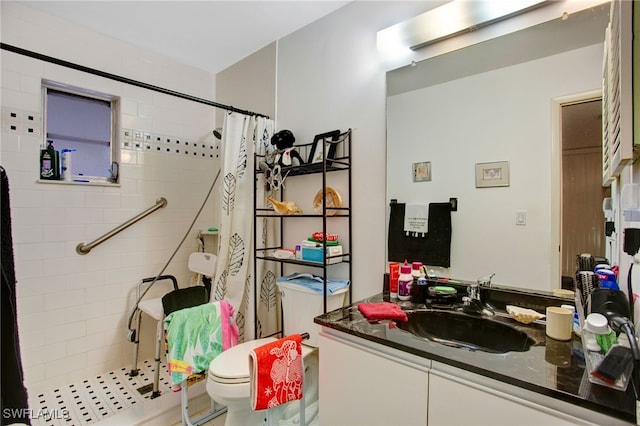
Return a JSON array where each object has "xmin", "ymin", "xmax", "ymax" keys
[{"xmin": 206, "ymin": 281, "xmax": 348, "ymax": 425}]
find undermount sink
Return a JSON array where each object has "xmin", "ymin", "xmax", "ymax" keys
[{"xmin": 397, "ymin": 310, "xmax": 535, "ymax": 354}]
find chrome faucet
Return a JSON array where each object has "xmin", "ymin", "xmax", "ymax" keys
[{"xmin": 463, "ymin": 273, "xmax": 495, "ymax": 316}]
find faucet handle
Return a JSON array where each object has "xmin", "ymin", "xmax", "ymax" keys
[{"xmin": 477, "ymin": 273, "xmax": 495, "ymax": 287}]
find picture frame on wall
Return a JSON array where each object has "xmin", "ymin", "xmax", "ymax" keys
[
  {"xmin": 475, "ymin": 161, "xmax": 510, "ymax": 188},
  {"xmin": 308, "ymin": 129, "xmax": 341, "ymax": 164},
  {"xmin": 413, "ymin": 161, "xmax": 431, "ymax": 182}
]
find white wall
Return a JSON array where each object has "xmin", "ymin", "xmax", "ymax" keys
[
  {"xmin": 216, "ymin": 42, "xmax": 277, "ymax": 128},
  {"xmin": 275, "ymin": 1, "xmax": 439, "ymax": 301},
  {"xmin": 387, "ymin": 44, "xmax": 603, "ymax": 291},
  {"xmin": 1, "ymin": 2, "xmax": 218, "ymax": 394}
]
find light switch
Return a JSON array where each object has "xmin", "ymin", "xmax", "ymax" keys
[{"xmin": 516, "ymin": 210, "xmax": 526, "ymax": 226}]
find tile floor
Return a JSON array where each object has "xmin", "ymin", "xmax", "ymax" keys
[
  {"xmin": 29, "ymin": 358, "xmax": 312, "ymax": 425},
  {"xmin": 30, "ymin": 359, "xmax": 178, "ymax": 426}
]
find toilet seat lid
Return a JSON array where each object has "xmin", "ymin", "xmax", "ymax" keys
[{"xmin": 209, "ymin": 337, "xmax": 277, "ymax": 383}]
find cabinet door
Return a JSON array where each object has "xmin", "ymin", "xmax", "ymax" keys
[
  {"xmin": 319, "ymin": 333, "xmax": 428, "ymax": 426},
  {"xmin": 428, "ymin": 372, "xmax": 578, "ymax": 426}
]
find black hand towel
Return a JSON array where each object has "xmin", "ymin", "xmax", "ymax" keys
[{"xmin": 388, "ymin": 202, "xmax": 452, "ymax": 267}]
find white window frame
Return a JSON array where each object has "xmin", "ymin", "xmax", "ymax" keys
[{"xmin": 41, "ymin": 79, "xmax": 120, "ymax": 184}]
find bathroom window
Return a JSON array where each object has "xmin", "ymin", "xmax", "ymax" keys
[{"xmin": 42, "ymin": 80, "xmax": 120, "ymax": 183}]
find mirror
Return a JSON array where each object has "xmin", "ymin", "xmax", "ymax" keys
[{"xmin": 385, "ymin": 3, "xmax": 610, "ymax": 292}]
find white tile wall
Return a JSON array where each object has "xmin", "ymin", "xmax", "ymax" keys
[{"xmin": 2, "ymin": 2, "xmax": 220, "ymax": 394}]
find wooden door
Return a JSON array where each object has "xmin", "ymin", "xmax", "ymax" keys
[{"xmin": 561, "ymin": 99, "xmax": 610, "ymax": 277}]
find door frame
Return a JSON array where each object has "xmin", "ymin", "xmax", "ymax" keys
[{"xmin": 551, "ymin": 89, "xmax": 602, "ymax": 288}]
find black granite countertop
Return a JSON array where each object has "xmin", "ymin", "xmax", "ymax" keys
[{"xmin": 314, "ymin": 292, "xmax": 637, "ymax": 424}]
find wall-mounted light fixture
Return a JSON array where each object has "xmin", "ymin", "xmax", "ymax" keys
[{"xmin": 377, "ymin": 0, "xmax": 549, "ymax": 54}]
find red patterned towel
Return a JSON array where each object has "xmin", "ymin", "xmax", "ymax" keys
[
  {"xmin": 249, "ymin": 334, "xmax": 303, "ymax": 411},
  {"xmin": 358, "ymin": 302, "xmax": 408, "ymax": 322}
]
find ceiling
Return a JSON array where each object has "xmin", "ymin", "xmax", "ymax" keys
[
  {"xmin": 387, "ymin": 2, "xmax": 610, "ymax": 96},
  {"xmin": 21, "ymin": 1, "xmax": 350, "ymax": 74}
]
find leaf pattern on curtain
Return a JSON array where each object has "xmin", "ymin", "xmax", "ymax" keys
[
  {"xmin": 261, "ymin": 217, "xmax": 268, "ymax": 246},
  {"xmin": 261, "ymin": 188, "xmax": 275, "ymax": 246},
  {"xmin": 256, "ymin": 317, "xmax": 263, "ymax": 339},
  {"xmin": 261, "ymin": 127, "xmax": 270, "ymax": 146},
  {"xmin": 237, "ymin": 274, "xmax": 251, "ymax": 342},
  {"xmin": 214, "ymin": 269, "xmax": 228, "ymax": 301},
  {"xmin": 260, "ymin": 124, "xmax": 277, "ymax": 165},
  {"xmin": 260, "ymin": 270, "xmax": 278, "ymax": 312},
  {"xmin": 228, "ymin": 233, "xmax": 245, "ymax": 276},
  {"xmin": 222, "ymin": 172, "xmax": 236, "ymax": 216},
  {"xmin": 236, "ymin": 310, "xmax": 246, "ymax": 342},
  {"xmin": 237, "ymin": 135, "xmax": 247, "ymax": 180},
  {"xmin": 258, "ymin": 126, "xmax": 272, "ymax": 164}
]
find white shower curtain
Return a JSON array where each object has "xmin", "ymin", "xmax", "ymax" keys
[{"xmin": 212, "ymin": 112, "xmax": 278, "ymax": 342}]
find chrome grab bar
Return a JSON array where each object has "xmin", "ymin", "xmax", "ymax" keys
[{"xmin": 76, "ymin": 197, "xmax": 168, "ymax": 255}]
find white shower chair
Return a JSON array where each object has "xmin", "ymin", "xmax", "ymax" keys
[{"xmin": 129, "ymin": 252, "xmax": 217, "ymax": 398}]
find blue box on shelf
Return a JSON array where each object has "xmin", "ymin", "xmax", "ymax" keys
[{"xmin": 301, "ymin": 244, "xmax": 343, "ymax": 264}]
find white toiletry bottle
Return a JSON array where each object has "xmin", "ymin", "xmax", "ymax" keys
[
  {"xmin": 398, "ymin": 265, "xmax": 413, "ymax": 301},
  {"xmin": 61, "ymin": 148, "xmax": 76, "ymax": 181}
]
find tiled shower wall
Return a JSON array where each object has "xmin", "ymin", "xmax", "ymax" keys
[{"xmin": 1, "ymin": 2, "xmax": 220, "ymax": 395}]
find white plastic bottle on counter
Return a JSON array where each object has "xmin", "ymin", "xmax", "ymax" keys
[{"xmin": 398, "ymin": 265, "xmax": 413, "ymax": 301}]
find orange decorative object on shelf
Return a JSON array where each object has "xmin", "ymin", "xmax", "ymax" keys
[{"xmin": 312, "ymin": 187, "xmax": 342, "ymax": 215}]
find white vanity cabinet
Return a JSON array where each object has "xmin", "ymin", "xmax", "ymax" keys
[
  {"xmin": 427, "ymin": 362, "xmax": 628, "ymax": 426},
  {"xmin": 318, "ymin": 329, "xmax": 630, "ymax": 426},
  {"xmin": 318, "ymin": 331, "xmax": 429, "ymax": 426},
  {"xmin": 428, "ymin": 369, "xmax": 577, "ymax": 426}
]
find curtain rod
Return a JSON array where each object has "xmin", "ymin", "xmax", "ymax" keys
[{"xmin": 1, "ymin": 42, "xmax": 269, "ymax": 119}]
